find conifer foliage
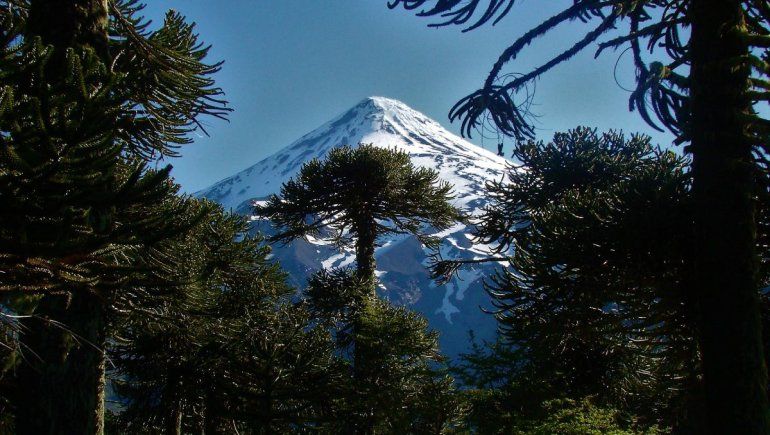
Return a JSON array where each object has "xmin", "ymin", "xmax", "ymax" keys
[
  {"xmin": 0, "ymin": 1, "xmax": 229, "ymax": 432},
  {"xmin": 435, "ymin": 128, "xmax": 770, "ymax": 432},
  {"xmin": 391, "ymin": 1, "xmax": 770, "ymax": 430},
  {"xmin": 0, "ymin": 0, "xmax": 229, "ymax": 291},
  {"xmin": 304, "ymin": 269, "xmax": 463, "ymax": 433},
  {"xmin": 449, "ymin": 128, "xmax": 694, "ymax": 431},
  {"xmin": 257, "ymin": 144, "xmax": 465, "ymax": 433},
  {"xmin": 258, "ymin": 144, "xmax": 462, "ymax": 284},
  {"xmin": 110, "ymin": 202, "xmax": 341, "ymax": 434}
]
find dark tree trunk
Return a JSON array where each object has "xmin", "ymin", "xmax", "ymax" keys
[
  {"xmin": 202, "ymin": 395, "xmax": 219, "ymax": 435},
  {"xmin": 14, "ymin": 290, "xmax": 108, "ymax": 435},
  {"xmin": 165, "ymin": 371, "xmax": 183, "ymax": 435},
  {"xmin": 689, "ymin": 0, "xmax": 770, "ymax": 432},
  {"xmin": 13, "ymin": 2, "xmax": 112, "ymax": 434},
  {"xmin": 350, "ymin": 215, "xmax": 377, "ymax": 435},
  {"xmin": 354, "ymin": 217, "xmax": 377, "ymax": 292},
  {"xmin": 166, "ymin": 404, "xmax": 183, "ymax": 435}
]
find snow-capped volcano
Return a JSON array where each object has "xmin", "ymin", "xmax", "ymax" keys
[{"xmin": 198, "ymin": 97, "xmax": 508, "ymax": 358}]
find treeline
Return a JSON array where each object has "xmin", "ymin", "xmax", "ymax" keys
[
  {"xmin": 108, "ymin": 143, "xmax": 467, "ymax": 433},
  {"xmin": 3, "ymin": 1, "xmax": 770, "ymax": 434}
]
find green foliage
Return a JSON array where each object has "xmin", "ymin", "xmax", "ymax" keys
[
  {"xmin": 514, "ymin": 397, "xmax": 657, "ymax": 435},
  {"xmin": 110, "ymin": 203, "xmax": 342, "ymax": 433},
  {"xmin": 0, "ymin": 1, "xmax": 230, "ymax": 431},
  {"xmin": 305, "ymin": 269, "xmax": 465, "ymax": 433},
  {"xmin": 109, "ymin": 1, "xmax": 232, "ymax": 157},
  {"xmin": 305, "ymin": 267, "xmax": 369, "ymax": 327},
  {"xmin": 353, "ymin": 298, "xmax": 443, "ymax": 426},
  {"xmin": 257, "ymin": 144, "xmax": 461, "ymax": 250},
  {"xmin": 0, "ymin": 0, "xmax": 230, "ymax": 286},
  {"xmin": 213, "ymin": 303, "xmax": 343, "ymax": 433},
  {"xmin": 484, "ymin": 128, "xmax": 694, "ymax": 363},
  {"xmin": 0, "ymin": 37, "xmax": 150, "ymax": 293},
  {"xmin": 262, "ymin": 145, "xmax": 465, "ymax": 432},
  {"xmin": 0, "ymin": 0, "xmax": 229, "ymax": 313},
  {"xmin": 455, "ymin": 339, "xmax": 669, "ymax": 434},
  {"xmin": 439, "ymin": 128, "xmax": 695, "ymax": 430},
  {"xmin": 449, "ymin": 127, "xmax": 770, "ymax": 431},
  {"xmin": 394, "ymin": 1, "xmax": 770, "ymax": 429},
  {"xmin": 111, "ymin": 201, "xmax": 464, "ymax": 433}
]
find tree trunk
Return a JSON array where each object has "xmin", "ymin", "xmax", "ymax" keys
[
  {"xmin": 202, "ymin": 399, "xmax": 218, "ymax": 435},
  {"xmin": 95, "ymin": 349, "xmax": 107, "ymax": 435},
  {"xmin": 350, "ymin": 216, "xmax": 377, "ymax": 435},
  {"xmin": 167, "ymin": 402, "xmax": 183, "ymax": 435},
  {"xmin": 354, "ymin": 217, "xmax": 377, "ymax": 293},
  {"xmin": 14, "ymin": 290, "xmax": 108, "ymax": 435},
  {"xmin": 165, "ymin": 371, "xmax": 183, "ymax": 435},
  {"xmin": 14, "ymin": 2, "xmax": 113, "ymax": 434},
  {"xmin": 689, "ymin": 0, "xmax": 770, "ymax": 432}
]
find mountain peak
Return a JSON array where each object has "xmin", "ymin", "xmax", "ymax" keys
[
  {"xmin": 330, "ymin": 96, "xmax": 440, "ymax": 138},
  {"xmin": 355, "ymin": 96, "xmax": 409, "ymax": 111},
  {"xmin": 363, "ymin": 96, "xmax": 414, "ymax": 112},
  {"xmin": 198, "ymin": 97, "xmax": 507, "ymax": 211}
]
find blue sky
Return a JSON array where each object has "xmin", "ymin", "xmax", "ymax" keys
[{"xmin": 142, "ymin": 1, "xmax": 676, "ymax": 192}]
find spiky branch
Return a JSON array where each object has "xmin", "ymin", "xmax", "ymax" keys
[{"xmin": 389, "ymin": 0, "xmax": 769, "ymax": 151}]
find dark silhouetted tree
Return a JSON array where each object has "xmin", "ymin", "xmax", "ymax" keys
[
  {"xmin": 390, "ymin": 1, "xmax": 770, "ymax": 430},
  {"xmin": 0, "ymin": 1, "xmax": 229, "ymax": 432},
  {"xmin": 111, "ymin": 202, "xmax": 342, "ymax": 434},
  {"xmin": 257, "ymin": 144, "xmax": 461, "ymax": 288},
  {"xmin": 440, "ymin": 128, "xmax": 695, "ymax": 431},
  {"xmin": 304, "ymin": 268, "xmax": 464, "ymax": 433}
]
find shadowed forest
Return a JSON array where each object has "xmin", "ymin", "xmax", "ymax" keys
[{"xmin": 2, "ymin": 1, "xmax": 770, "ymax": 434}]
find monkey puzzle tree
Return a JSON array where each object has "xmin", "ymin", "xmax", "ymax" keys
[
  {"xmin": 390, "ymin": 0, "xmax": 770, "ymax": 431},
  {"xmin": 438, "ymin": 128, "xmax": 697, "ymax": 430},
  {"xmin": 111, "ymin": 202, "xmax": 342, "ymax": 434},
  {"xmin": 303, "ymin": 268, "xmax": 463, "ymax": 433},
  {"xmin": 0, "ymin": 0, "xmax": 229, "ymax": 433},
  {"xmin": 256, "ymin": 144, "xmax": 463, "ymax": 433},
  {"xmin": 257, "ymin": 144, "xmax": 462, "ymax": 289}
]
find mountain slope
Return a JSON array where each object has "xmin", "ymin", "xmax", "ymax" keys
[{"xmin": 198, "ymin": 97, "xmax": 508, "ymax": 357}]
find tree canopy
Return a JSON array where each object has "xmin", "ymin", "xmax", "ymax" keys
[
  {"xmin": 391, "ymin": 1, "xmax": 770, "ymax": 430},
  {"xmin": 442, "ymin": 128, "xmax": 699, "ymax": 432},
  {"xmin": 0, "ymin": 1, "xmax": 230, "ymax": 432},
  {"xmin": 257, "ymin": 144, "xmax": 462, "ymax": 289},
  {"xmin": 257, "ymin": 144, "xmax": 461, "ymax": 251},
  {"xmin": 257, "ymin": 144, "xmax": 465, "ymax": 433}
]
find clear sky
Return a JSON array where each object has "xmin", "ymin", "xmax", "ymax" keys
[{"xmin": 141, "ymin": 1, "xmax": 676, "ymax": 193}]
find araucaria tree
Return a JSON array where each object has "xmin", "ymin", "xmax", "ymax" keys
[
  {"xmin": 0, "ymin": 0, "xmax": 228, "ymax": 433},
  {"xmin": 446, "ymin": 128, "xmax": 698, "ymax": 431},
  {"xmin": 257, "ymin": 144, "xmax": 463, "ymax": 432},
  {"xmin": 257, "ymin": 144, "xmax": 461, "ymax": 289},
  {"xmin": 390, "ymin": 0, "xmax": 770, "ymax": 431},
  {"xmin": 111, "ymin": 201, "xmax": 342, "ymax": 434}
]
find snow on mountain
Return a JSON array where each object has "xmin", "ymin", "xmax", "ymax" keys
[{"xmin": 197, "ymin": 97, "xmax": 508, "ymax": 358}]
